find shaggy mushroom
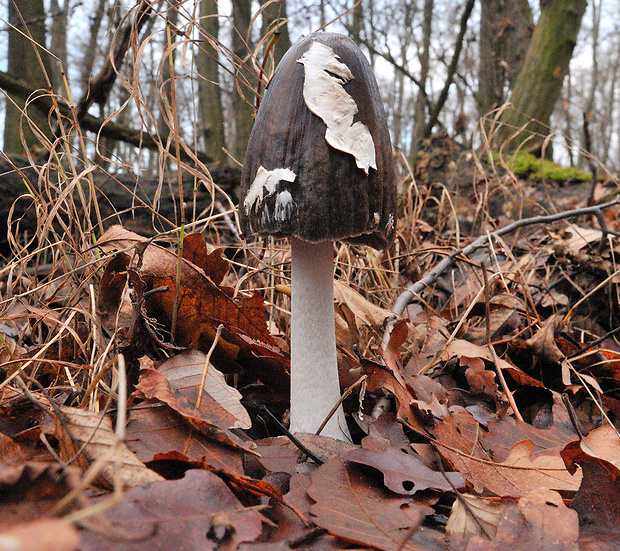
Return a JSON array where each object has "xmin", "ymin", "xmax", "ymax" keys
[{"xmin": 240, "ymin": 32, "xmax": 396, "ymax": 441}]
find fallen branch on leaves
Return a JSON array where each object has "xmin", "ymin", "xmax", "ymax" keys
[{"xmin": 385, "ymin": 198, "xmax": 620, "ymax": 343}]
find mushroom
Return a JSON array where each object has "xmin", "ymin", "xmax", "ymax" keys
[{"xmin": 239, "ymin": 32, "xmax": 396, "ymax": 441}]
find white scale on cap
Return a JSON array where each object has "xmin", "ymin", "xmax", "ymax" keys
[
  {"xmin": 244, "ymin": 165, "xmax": 297, "ymax": 219},
  {"xmin": 297, "ymin": 41, "xmax": 377, "ymax": 174}
]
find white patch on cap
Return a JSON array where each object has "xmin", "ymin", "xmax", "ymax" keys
[
  {"xmin": 297, "ymin": 41, "xmax": 376, "ymax": 174},
  {"xmin": 274, "ymin": 190, "xmax": 294, "ymax": 222},
  {"xmin": 244, "ymin": 166, "xmax": 296, "ymax": 214}
]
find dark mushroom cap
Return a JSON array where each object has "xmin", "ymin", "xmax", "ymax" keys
[{"xmin": 239, "ymin": 32, "xmax": 396, "ymax": 249}]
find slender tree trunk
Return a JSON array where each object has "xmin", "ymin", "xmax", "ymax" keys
[
  {"xmin": 562, "ymin": 69, "xmax": 575, "ymax": 166},
  {"xmin": 80, "ymin": 0, "xmax": 108, "ymax": 90},
  {"xmin": 231, "ymin": 0, "xmax": 255, "ymax": 163},
  {"xmin": 410, "ymin": 0, "xmax": 432, "ymax": 160},
  {"xmin": 349, "ymin": 0, "xmax": 363, "ymax": 44},
  {"xmin": 578, "ymin": 0, "xmax": 600, "ymax": 167},
  {"xmin": 392, "ymin": 71, "xmax": 405, "ymax": 148},
  {"xmin": 600, "ymin": 42, "xmax": 620, "ymax": 167},
  {"xmin": 260, "ymin": 0, "xmax": 291, "ymax": 68},
  {"xmin": 387, "ymin": 1, "xmax": 412, "ymax": 150},
  {"xmin": 198, "ymin": 0, "xmax": 226, "ymax": 162},
  {"xmin": 4, "ymin": 0, "xmax": 55, "ymax": 153},
  {"xmin": 49, "ymin": 0, "xmax": 68, "ymax": 95},
  {"xmin": 158, "ymin": 2, "xmax": 179, "ymax": 138},
  {"xmin": 495, "ymin": 0, "xmax": 587, "ymax": 155}
]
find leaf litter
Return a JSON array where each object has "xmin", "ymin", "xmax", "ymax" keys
[{"xmin": 1, "ymin": 134, "xmax": 620, "ymax": 550}]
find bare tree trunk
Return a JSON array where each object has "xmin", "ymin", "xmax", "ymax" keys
[
  {"xmin": 318, "ymin": 0, "xmax": 326, "ymax": 29},
  {"xmin": 349, "ymin": 0, "xmax": 363, "ymax": 44},
  {"xmin": 231, "ymin": 0, "xmax": 255, "ymax": 163},
  {"xmin": 478, "ymin": 0, "xmax": 532, "ymax": 118},
  {"xmin": 422, "ymin": 0, "xmax": 475, "ymax": 140},
  {"xmin": 80, "ymin": 0, "xmax": 108, "ymax": 90},
  {"xmin": 562, "ymin": 69, "xmax": 575, "ymax": 166},
  {"xmin": 4, "ymin": 0, "xmax": 55, "ymax": 153},
  {"xmin": 158, "ymin": 1, "xmax": 179, "ymax": 138},
  {"xmin": 599, "ymin": 41, "xmax": 620, "ymax": 167},
  {"xmin": 198, "ymin": 0, "xmax": 226, "ymax": 162},
  {"xmin": 49, "ymin": 0, "xmax": 68, "ymax": 95},
  {"xmin": 495, "ymin": 0, "xmax": 587, "ymax": 155},
  {"xmin": 410, "ymin": 0, "xmax": 432, "ymax": 160},
  {"xmin": 260, "ymin": 0, "xmax": 291, "ymax": 68},
  {"xmin": 391, "ymin": 71, "xmax": 405, "ymax": 148},
  {"xmin": 578, "ymin": 0, "xmax": 600, "ymax": 167}
]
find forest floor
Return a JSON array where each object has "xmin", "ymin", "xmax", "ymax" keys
[{"xmin": 1, "ymin": 133, "xmax": 619, "ymax": 550}]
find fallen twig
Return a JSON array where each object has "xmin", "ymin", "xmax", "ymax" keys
[{"xmin": 384, "ymin": 198, "xmax": 620, "ymax": 346}]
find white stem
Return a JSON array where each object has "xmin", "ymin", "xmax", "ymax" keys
[{"xmin": 289, "ymin": 238, "xmax": 352, "ymax": 441}]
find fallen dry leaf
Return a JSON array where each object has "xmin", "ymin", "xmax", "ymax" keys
[
  {"xmin": 571, "ymin": 462, "xmax": 620, "ymax": 536},
  {"xmin": 181, "ymin": 233, "xmax": 228, "ymax": 285},
  {"xmin": 55, "ymin": 406, "xmax": 163, "ymax": 488},
  {"xmin": 124, "ymin": 402, "xmax": 245, "ymax": 475},
  {"xmin": 465, "ymin": 363, "xmax": 499, "ymax": 396},
  {"xmin": 97, "ymin": 225, "xmax": 276, "ymax": 350},
  {"xmin": 525, "ymin": 315, "xmax": 565, "ymax": 369},
  {"xmin": 308, "ymin": 457, "xmax": 432, "ymax": 550},
  {"xmin": 364, "ymin": 359, "xmax": 429, "ymax": 436},
  {"xmin": 140, "ymin": 351, "xmax": 251, "ymax": 430},
  {"xmin": 79, "ymin": 469, "xmax": 266, "ymax": 551},
  {"xmin": 561, "ymin": 424, "xmax": 620, "ymax": 477},
  {"xmin": 347, "ymin": 436, "xmax": 465, "ymax": 495},
  {"xmin": 464, "ymin": 488, "xmax": 579, "ymax": 551},
  {"xmin": 442, "ymin": 339, "xmax": 516, "ymax": 375},
  {"xmin": 433, "ymin": 411, "xmax": 581, "ymax": 497},
  {"xmin": 334, "ymin": 280, "xmax": 392, "ymax": 329},
  {"xmin": 358, "ymin": 412, "xmax": 411, "ymax": 451},
  {"xmin": 145, "ymin": 450, "xmax": 284, "ymax": 502},
  {"xmin": 560, "ymin": 425, "xmax": 620, "ymax": 542},
  {"xmin": 561, "ymin": 224, "xmax": 606, "ymax": 251},
  {"xmin": 135, "ymin": 358, "xmax": 254, "ymax": 454},
  {"xmin": 260, "ymin": 472, "xmax": 330, "ymax": 547},
  {"xmin": 571, "ymin": 462, "xmax": 620, "ymax": 551},
  {"xmin": 446, "ymin": 494, "xmax": 506, "ymax": 541},
  {"xmin": 0, "ymin": 463, "xmax": 87, "ymax": 528},
  {"xmin": 0, "ymin": 432, "xmax": 33, "ymax": 466},
  {"xmin": 250, "ymin": 437, "xmax": 300, "ymax": 477}
]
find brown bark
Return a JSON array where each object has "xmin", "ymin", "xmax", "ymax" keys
[
  {"xmin": 157, "ymin": 2, "xmax": 179, "ymax": 140},
  {"xmin": 495, "ymin": 0, "xmax": 587, "ymax": 154}
]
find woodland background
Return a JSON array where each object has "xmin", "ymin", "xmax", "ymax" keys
[
  {"xmin": 2, "ymin": 0, "xmax": 620, "ymax": 173},
  {"xmin": 1, "ymin": 0, "xmax": 620, "ymax": 550}
]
